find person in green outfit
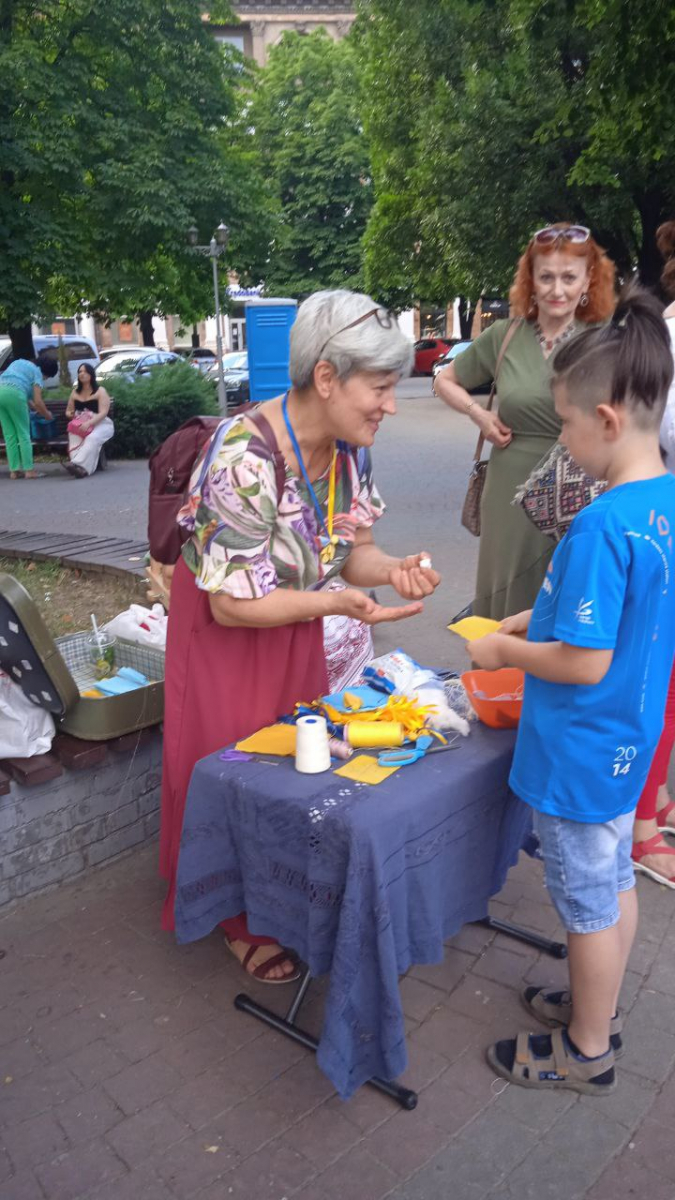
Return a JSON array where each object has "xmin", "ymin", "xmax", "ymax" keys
[
  {"xmin": 435, "ymin": 224, "xmax": 616, "ymax": 620},
  {"xmin": 0, "ymin": 355, "xmax": 58, "ymax": 479}
]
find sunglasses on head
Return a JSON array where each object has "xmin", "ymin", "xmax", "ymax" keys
[
  {"xmin": 533, "ymin": 225, "xmax": 591, "ymax": 246},
  {"xmin": 318, "ymin": 306, "xmax": 395, "ymax": 360}
]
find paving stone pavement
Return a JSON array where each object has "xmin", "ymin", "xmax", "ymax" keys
[{"xmin": 2, "ymin": 840, "xmax": 675, "ymax": 1200}]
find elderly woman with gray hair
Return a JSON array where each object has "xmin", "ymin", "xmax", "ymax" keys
[{"xmin": 160, "ymin": 289, "xmax": 440, "ymax": 982}]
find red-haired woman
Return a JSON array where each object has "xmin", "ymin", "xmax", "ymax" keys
[
  {"xmin": 632, "ymin": 220, "xmax": 675, "ymax": 887},
  {"xmin": 435, "ymin": 224, "xmax": 616, "ymax": 620}
]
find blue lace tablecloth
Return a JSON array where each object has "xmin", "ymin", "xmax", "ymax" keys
[{"xmin": 174, "ymin": 724, "xmax": 530, "ymax": 1099}]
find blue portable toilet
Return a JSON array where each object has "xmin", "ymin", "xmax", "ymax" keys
[{"xmin": 245, "ymin": 297, "xmax": 298, "ymax": 403}]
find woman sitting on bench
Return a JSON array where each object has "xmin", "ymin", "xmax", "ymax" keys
[{"xmin": 64, "ymin": 364, "xmax": 114, "ymax": 478}]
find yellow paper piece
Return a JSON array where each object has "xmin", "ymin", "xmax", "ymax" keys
[
  {"xmin": 447, "ymin": 616, "xmax": 501, "ymax": 640},
  {"xmin": 236, "ymin": 724, "xmax": 297, "ymax": 756},
  {"xmin": 334, "ymin": 754, "xmax": 400, "ymax": 785},
  {"xmin": 81, "ymin": 688, "xmax": 105, "ymax": 698}
]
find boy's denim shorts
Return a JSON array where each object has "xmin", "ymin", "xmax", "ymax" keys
[{"xmin": 533, "ymin": 810, "xmax": 636, "ymax": 934}]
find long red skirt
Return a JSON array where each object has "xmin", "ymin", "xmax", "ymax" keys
[{"xmin": 160, "ymin": 557, "xmax": 328, "ymax": 931}]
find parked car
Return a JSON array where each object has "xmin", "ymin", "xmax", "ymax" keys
[
  {"xmin": 413, "ymin": 336, "xmax": 460, "ymax": 376},
  {"xmin": 432, "ymin": 340, "xmax": 492, "ymax": 395},
  {"xmin": 98, "ymin": 343, "xmax": 171, "ymax": 363},
  {"xmin": 96, "ymin": 348, "xmax": 181, "ymax": 383},
  {"xmin": 0, "ymin": 334, "xmax": 99, "ymax": 389},
  {"xmin": 175, "ymin": 347, "xmax": 218, "ymax": 375},
  {"xmin": 207, "ymin": 351, "xmax": 250, "ymax": 407}
]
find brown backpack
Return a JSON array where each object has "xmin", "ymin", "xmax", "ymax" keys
[{"xmin": 147, "ymin": 406, "xmax": 285, "ymax": 564}]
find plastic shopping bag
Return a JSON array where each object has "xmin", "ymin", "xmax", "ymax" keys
[
  {"xmin": 105, "ymin": 604, "xmax": 167, "ymax": 649},
  {"xmin": 0, "ymin": 671, "xmax": 55, "ymax": 757}
]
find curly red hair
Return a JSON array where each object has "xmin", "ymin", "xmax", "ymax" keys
[
  {"xmin": 509, "ymin": 223, "xmax": 616, "ymax": 323},
  {"xmin": 657, "ymin": 220, "xmax": 675, "ymax": 299}
]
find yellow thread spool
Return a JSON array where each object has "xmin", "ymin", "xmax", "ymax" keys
[{"xmin": 346, "ymin": 722, "xmax": 404, "ymax": 749}]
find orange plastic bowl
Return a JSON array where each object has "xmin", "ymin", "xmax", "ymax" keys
[{"xmin": 461, "ymin": 668, "xmax": 525, "ymax": 729}]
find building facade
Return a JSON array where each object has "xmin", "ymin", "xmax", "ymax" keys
[{"xmin": 206, "ymin": 1, "xmax": 356, "ymax": 66}]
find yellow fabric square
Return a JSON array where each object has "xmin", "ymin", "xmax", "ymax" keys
[
  {"xmin": 236, "ymin": 724, "xmax": 297, "ymax": 756},
  {"xmin": 447, "ymin": 616, "xmax": 501, "ymax": 640},
  {"xmin": 334, "ymin": 754, "xmax": 400, "ymax": 785}
]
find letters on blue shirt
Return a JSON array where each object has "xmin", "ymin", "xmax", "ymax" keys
[
  {"xmin": 0, "ymin": 359, "xmax": 43, "ymax": 400},
  {"xmin": 510, "ymin": 474, "xmax": 675, "ymax": 822}
]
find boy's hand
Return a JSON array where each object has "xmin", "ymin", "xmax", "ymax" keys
[
  {"xmin": 466, "ymin": 632, "xmax": 507, "ymax": 670},
  {"xmin": 499, "ymin": 609, "xmax": 532, "ymax": 638}
]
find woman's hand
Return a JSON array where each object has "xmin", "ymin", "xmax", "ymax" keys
[
  {"xmin": 338, "ymin": 587, "xmax": 423, "ymax": 626},
  {"xmin": 499, "ymin": 609, "xmax": 532, "ymax": 637},
  {"xmin": 466, "ymin": 632, "xmax": 507, "ymax": 670},
  {"xmin": 388, "ymin": 552, "xmax": 441, "ymax": 600},
  {"xmin": 475, "ymin": 409, "xmax": 512, "ymax": 448}
]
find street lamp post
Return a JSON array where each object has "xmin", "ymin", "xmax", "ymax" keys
[{"xmin": 187, "ymin": 222, "xmax": 230, "ymax": 414}]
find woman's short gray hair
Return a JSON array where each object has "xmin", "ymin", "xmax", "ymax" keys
[{"xmin": 289, "ymin": 289, "xmax": 413, "ymax": 389}]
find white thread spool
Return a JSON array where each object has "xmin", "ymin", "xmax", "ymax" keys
[{"xmin": 295, "ymin": 714, "xmax": 331, "ymax": 774}]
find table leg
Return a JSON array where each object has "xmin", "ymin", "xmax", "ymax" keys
[
  {"xmin": 479, "ymin": 915, "xmax": 568, "ymax": 958},
  {"xmin": 234, "ymin": 970, "xmax": 418, "ymax": 1111}
]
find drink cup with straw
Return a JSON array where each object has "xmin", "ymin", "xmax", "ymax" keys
[{"xmin": 87, "ymin": 613, "xmax": 116, "ymax": 680}]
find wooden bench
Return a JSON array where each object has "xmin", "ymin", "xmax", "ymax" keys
[{"xmin": 0, "ymin": 398, "xmax": 115, "ymax": 469}]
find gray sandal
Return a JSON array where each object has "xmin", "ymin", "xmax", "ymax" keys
[
  {"xmin": 487, "ymin": 1027, "xmax": 616, "ymax": 1095},
  {"xmin": 522, "ymin": 986, "xmax": 623, "ymax": 1057}
]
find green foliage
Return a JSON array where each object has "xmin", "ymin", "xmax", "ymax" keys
[
  {"xmin": 355, "ymin": 0, "xmax": 675, "ymax": 304},
  {"xmin": 250, "ymin": 30, "xmax": 373, "ymax": 297},
  {"xmin": 0, "ymin": 0, "xmax": 270, "ymax": 342},
  {"xmin": 42, "ymin": 385, "xmax": 72, "ymax": 403},
  {"xmin": 107, "ymin": 362, "xmax": 217, "ymax": 458}
]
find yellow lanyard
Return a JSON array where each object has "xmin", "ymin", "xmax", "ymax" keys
[{"xmin": 320, "ymin": 446, "xmax": 338, "ymax": 564}]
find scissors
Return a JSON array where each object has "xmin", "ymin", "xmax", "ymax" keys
[{"xmin": 377, "ymin": 734, "xmax": 460, "ymax": 768}]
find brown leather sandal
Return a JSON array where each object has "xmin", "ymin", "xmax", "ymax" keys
[{"xmin": 224, "ymin": 936, "xmax": 301, "ymax": 985}]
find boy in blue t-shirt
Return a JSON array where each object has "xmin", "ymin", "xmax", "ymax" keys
[{"xmin": 468, "ymin": 284, "xmax": 675, "ymax": 1095}]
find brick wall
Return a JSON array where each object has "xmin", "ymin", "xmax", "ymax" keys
[{"xmin": 0, "ymin": 729, "xmax": 163, "ymax": 907}]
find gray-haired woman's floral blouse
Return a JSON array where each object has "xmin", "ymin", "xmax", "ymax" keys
[{"xmin": 178, "ymin": 414, "xmax": 385, "ymax": 598}]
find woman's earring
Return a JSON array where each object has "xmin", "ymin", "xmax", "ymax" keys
[{"xmin": 579, "ymin": 293, "xmax": 589, "ymax": 308}]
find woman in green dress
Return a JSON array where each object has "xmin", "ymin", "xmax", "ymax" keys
[{"xmin": 435, "ymin": 224, "xmax": 616, "ymax": 620}]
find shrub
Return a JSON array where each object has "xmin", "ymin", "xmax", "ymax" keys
[{"xmin": 106, "ymin": 362, "xmax": 218, "ymax": 458}]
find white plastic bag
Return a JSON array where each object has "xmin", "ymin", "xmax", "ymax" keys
[
  {"xmin": 0, "ymin": 671, "xmax": 55, "ymax": 757},
  {"xmin": 105, "ymin": 604, "xmax": 167, "ymax": 649},
  {"xmin": 364, "ymin": 649, "xmax": 470, "ymax": 736}
]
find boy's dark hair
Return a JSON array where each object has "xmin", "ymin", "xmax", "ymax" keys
[
  {"xmin": 36, "ymin": 354, "xmax": 58, "ymax": 379},
  {"xmin": 552, "ymin": 281, "xmax": 674, "ymax": 429}
]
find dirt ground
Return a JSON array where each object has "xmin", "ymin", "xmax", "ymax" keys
[{"xmin": 0, "ymin": 556, "xmax": 150, "ymax": 638}]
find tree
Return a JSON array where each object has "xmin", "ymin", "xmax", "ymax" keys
[
  {"xmin": 0, "ymin": 0, "xmax": 269, "ymax": 355},
  {"xmin": 250, "ymin": 29, "xmax": 373, "ymax": 297},
  {"xmin": 354, "ymin": 0, "xmax": 675, "ymax": 311}
]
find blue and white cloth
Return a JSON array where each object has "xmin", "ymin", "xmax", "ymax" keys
[{"xmin": 174, "ymin": 725, "xmax": 528, "ymax": 1098}]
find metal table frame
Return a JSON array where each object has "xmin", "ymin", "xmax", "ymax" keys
[{"xmin": 234, "ymin": 915, "xmax": 567, "ymax": 1111}]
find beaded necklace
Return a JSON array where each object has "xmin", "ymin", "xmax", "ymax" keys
[{"xmin": 533, "ymin": 319, "xmax": 578, "ymax": 355}]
